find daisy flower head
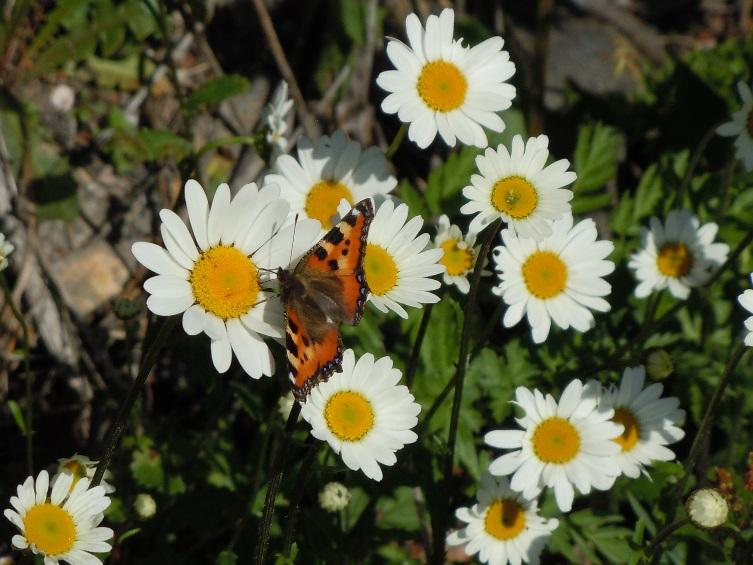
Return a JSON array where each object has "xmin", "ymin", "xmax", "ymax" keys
[
  {"xmin": 492, "ymin": 215, "xmax": 615, "ymax": 344},
  {"xmin": 4, "ymin": 470, "xmax": 113, "ymax": 565},
  {"xmin": 362, "ymin": 199, "xmax": 444, "ymax": 318},
  {"xmin": 376, "ymin": 8, "xmax": 516, "ymax": 149},
  {"xmin": 433, "ymin": 214, "xmax": 488, "ymax": 293},
  {"xmin": 0, "ymin": 231, "xmax": 14, "ymax": 272},
  {"xmin": 447, "ymin": 474, "xmax": 558, "ymax": 565},
  {"xmin": 484, "ymin": 379, "xmax": 623, "ymax": 512},
  {"xmin": 599, "ymin": 366, "xmax": 685, "ymax": 479},
  {"xmin": 261, "ymin": 80, "xmax": 294, "ymax": 158},
  {"xmin": 300, "ymin": 349, "xmax": 421, "ymax": 481},
  {"xmin": 263, "ymin": 130, "xmax": 396, "ymax": 230},
  {"xmin": 717, "ymin": 81, "xmax": 753, "ymax": 171},
  {"xmin": 737, "ymin": 274, "xmax": 753, "ymax": 347},
  {"xmin": 56, "ymin": 454, "xmax": 115, "ymax": 495},
  {"xmin": 628, "ymin": 209, "xmax": 729, "ymax": 300},
  {"xmin": 461, "ymin": 135, "xmax": 575, "ymax": 238},
  {"xmin": 132, "ymin": 180, "xmax": 321, "ymax": 379}
]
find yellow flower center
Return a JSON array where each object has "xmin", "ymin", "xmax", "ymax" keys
[
  {"xmin": 23, "ymin": 504, "xmax": 77, "ymax": 556},
  {"xmin": 532, "ymin": 417, "xmax": 581, "ymax": 464},
  {"xmin": 657, "ymin": 243, "xmax": 693, "ymax": 278},
  {"xmin": 612, "ymin": 407, "xmax": 640, "ymax": 452},
  {"xmin": 324, "ymin": 391, "xmax": 375, "ymax": 441},
  {"xmin": 484, "ymin": 499, "xmax": 527, "ymax": 541},
  {"xmin": 364, "ymin": 244, "xmax": 398, "ymax": 296},
  {"xmin": 521, "ymin": 251, "xmax": 568, "ymax": 299},
  {"xmin": 417, "ymin": 60, "xmax": 467, "ymax": 112},
  {"xmin": 491, "ymin": 176, "xmax": 539, "ymax": 219},
  {"xmin": 190, "ymin": 246, "xmax": 260, "ymax": 320},
  {"xmin": 305, "ymin": 180, "xmax": 354, "ymax": 229},
  {"xmin": 439, "ymin": 239, "xmax": 473, "ymax": 276},
  {"xmin": 60, "ymin": 461, "xmax": 86, "ymax": 491}
]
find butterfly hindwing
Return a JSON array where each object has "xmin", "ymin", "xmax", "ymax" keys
[{"xmin": 280, "ymin": 198, "xmax": 374, "ymax": 401}]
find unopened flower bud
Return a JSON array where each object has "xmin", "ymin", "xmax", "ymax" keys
[
  {"xmin": 687, "ymin": 488, "xmax": 728, "ymax": 529},
  {"xmin": 318, "ymin": 482, "xmax": 351, "ymax": 513},
  {"xmin": 647, "ymin": 349, "xmax": 673, "ymax": 380},
  {"xmin": 134, "ymin": 493, "xmax": 157, "ymax": 519}
]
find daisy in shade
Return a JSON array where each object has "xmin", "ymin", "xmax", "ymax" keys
[
  {"xmin": 56, "ymin": 454, "xmax": 115, "ymax": 494},
  {"xmin": 4, "ymin": 470, "xmax": 113, "ymax": 565},
  {"xmin": 433, "ymin": 214, "xmax": 488, "ymax": 293},
  {"xmin": 132, "ymin": 180, "xmax": 320, "ymax": 379},
  {"xmin": 599, "ymin": 366, "xmax": 685, "ymax": 479},
  {"xmin": 461, "ymin": 135, "xmax": 575, "ymax": 239},
  {"xmin": 260, "ymin": 80, "xmax": 294, "ymax": 159},
  {"xmin": 492, "ymin": 215, "xmax": 614, "ymax": 344},
  {"xmin": 376, "ymin": 8, "xmax": 516, "ymax": 149},
  {"xmin": 447, "ymin": 474, "xmax": 558, "ymax": 565},
  {"xmin": 301, "ymin": 349, "xmax": 421, "ymax": 481},
  {"xmin": 360, "ymin": 199, "xmax": 444, "ymax": 318},
  {"xmin": 717, "ymin": 81, "xmax": 753, "ymax": 171},
  {"xmin": 263, "ymin": 130, "xmax": 396, "ymax": 230},
  {"xmin": 484, "ymin": 379, "xmax": 623, "ymax": 512},
  {"xmin": 737, "ymin": 274, "xmax": 753, "ymax": 346},
  {"xmin": 628, "ymin": 209, "xmax": 729, "ymax": 300}
]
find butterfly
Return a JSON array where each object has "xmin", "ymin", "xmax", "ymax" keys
[{"xmin": 277, "ymin": 199, "xmax": 374, "ymax": 401}]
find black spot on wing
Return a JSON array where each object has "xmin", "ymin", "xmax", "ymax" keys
[
  {"xmin": 328, "ymin": 259, "xmax": 339, "ymax": 271},
  {"xmin": 342, "ymin": 248, "xmax": 348, "ymax": 256},
  {"xmin": 314, "ymin": 246, "xmax": 327, "ymax": 261},
  {"xmin": 302, "ymin": 335, "xmax": 310, "ymax": 347},
  {"xmin": 344, "ymin": 213, "xmax": 357, "ymax": 226},
  {"xmin": 288, "ymin": 318, "xmax": 298, "ymax": 334},
  {"xmin": 324, "ymin": 228, "xmax": 344, "ymax": 245}
]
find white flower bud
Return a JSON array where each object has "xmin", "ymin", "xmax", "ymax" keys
[
  {"xmin": 687, "ymin": 488, "xmax": 728, "ymax": 529},
  {"xmin": 318, "ymin": 482, "xmax": 351, "ymax": 513},
  {"xmin": 134, "ymin": 493, "xmax": 157, "ymax": 519}
]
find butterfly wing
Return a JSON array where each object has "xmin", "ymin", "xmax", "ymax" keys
[
  {"xmin": 285, "ymin": 304, "xmax": 343, "ymax": 401},
  {"xmin": 295, "ymin": 198, "xmax": 374, "ymax": 325}
]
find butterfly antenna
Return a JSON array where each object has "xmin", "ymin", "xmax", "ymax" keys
[{"xmin": 288, "ymin": 213, "xmax": 299, "ymax": 267}]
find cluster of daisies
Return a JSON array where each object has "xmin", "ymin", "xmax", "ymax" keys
[{"xmin": 4, "ymin": 6, "xmax": 753, "ymax": 565}]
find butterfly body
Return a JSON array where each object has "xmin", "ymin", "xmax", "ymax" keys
[{"xmin": 279, "ymin": 199, "xmax": 374, "ymax": 401}]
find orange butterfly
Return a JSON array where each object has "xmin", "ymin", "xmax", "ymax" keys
[{"xmin": 278, "ymin": 199, "xmax": 374, "ymax": 401}]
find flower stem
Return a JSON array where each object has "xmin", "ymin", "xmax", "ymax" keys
[
  {"xmin": 670, "ymin": 119, "xmax": 722, "ymax": 210},
  {"xmin": 405, "ymin": 303, "xmax": 434, "ymax": 389},
  {"xmin": 386, "ymin": 124, "xmax": 407, "ymax": 160},
  {"xmin": 644, "ymin": 517, "xmax": 691, "ymax": 558},
  {"xmin": 432, "ymin": 218, "xmax": 501, "ymax": 564},
  {"xmin": 254, "ymin": 400, "xmax": 302, "ymax": 564},
  {"xmin": 282, "ymin": 437, "xmax": 320, "ymax": 557},
  {"xmin": 91, "ymin": 316, "xmax": 177, "ymax": 487},
  {"xmin": 0, "ymin": 272, "xmax": 33, "ymax": 475}
]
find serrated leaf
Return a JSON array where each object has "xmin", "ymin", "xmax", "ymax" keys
[
  {"xmin": 186, "ymin": 75, "xmax": 252, "ymax": 116},
  {"xmin": 573, "ymin": 122, "xmax": 619, "ymax": 192},
  {"xmin": 633, "ymin": 163, "xmax": 662, "ymax": 221}
]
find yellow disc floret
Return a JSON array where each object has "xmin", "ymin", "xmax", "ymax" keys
[
  {"xmin": 612, "ymin": 407, "xmax": 641, "ymax": 452},
  {"xmin": 484, "ymin": 499, "xmax": 527, "ymax": 541},
  {"xmin": 521, "ymin": 251, "xmax": 568, "ymax": 299},
  {"xmin": 491, "ymin": 176, "xmax": 539, "ymax": 219},
  {"xmin": 439, "ymin": 239, "xmax": 474, "ymax": 276},
  {"xmin": 417, "ymin": 61, "xmax": 468, "ymax": 112},
  {"xmin": 305, "ymin": 180, "xmax": 354, "ymax": 228},
  {"xmin": 324, "ymin": 391, "xmax": 375, "ymax": 441},
  {"xmin": 657, "ymin": 243, "xmax": 693, "ymax": 278},
  {"xmin": 532, "ymin": 417, "xmax": 581, "ymax": 464},
  {"xmin": 364, "ymin": 244, "xmax": 398, "ymax": 296},
  {"xmin": 23, "ymin": 504, "xmax": 76, "ymax": 556},
  {"xmin": 190, "ymin": 246, "xmax": 260, "ymax": 320}
]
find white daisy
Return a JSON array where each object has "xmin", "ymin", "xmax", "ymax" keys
[
  {"xmin": 433, "ymin": 214, "xmax": 489, "ymax": 294},
  {"xmin": 492, "ymin": 215, "xmax": 614, "ymax": 344},
  {"xmin": 55, "ymin": 454, "xmax": 115, "ymax": 495},
  {"xmin": 261, "ymin": 80, "xmax": 294, "ymax": 158},
  {"xmin": 738, "ymin": 274, "xmax": 753, "ymax": 347},
  {"xmin": 484, "ymin": 379, "xmax": 623, "ymax": 512},
  {"xmin": 4, "ymin": 470, "xmax": 113, "ymax": 565},
  {"xmin": 376, "ymin": 8, "xmax": 516, "ymax": 149},
  {"xmin": 0, "ymin": 231, "xmax": 14, "ymax": 272},
  {"xmin": 361, "ymin": 199, "xmax": 444, "ymax": 318},
  {"xmin": 264, "ymin": 130, "xmax": 396, "ymax": 229},
  {"xmin": 717, "ymin": 81, "xmax": 753, "ymax": 171},
  {"xmin": 447, "ymin": 474, "xmax": 558, "ymax": 565},
  {"xmin": 300, "ymin": 349, "xmax": 421, "ymax": 481},
  {"xmin": 461, "ymin": 135, "xmax": 575, "ymax": 239},
  {"xmin": 599, "ymin": 366, "xmax": 685, "ymax": 479},
  {"xmin": 132, "ymin": 180, "xmax": 320, "ymax": 379},
  {"xmin": 628, "ymin": 209, "xmax": 729, "ymax": 300}
]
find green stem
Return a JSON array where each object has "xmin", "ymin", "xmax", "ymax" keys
[
  {"xmin": 645, "ymin": 517, "xmax": 691, "ymax": 558},
  {"xmin": 670, "ymin": 119, "xmax": 722, "ymax": 210},
  {"xmin": 91, "ymin": 316, "xmax": 177, "ymax": 487},
  {"xmin": 405, "ymin": 303, "xmax": 434, "ymax": 389},
  {"xmin": 432, "ymin": 218, "xmax": 501, "ymax": 564},
  {"xmin": 386, "ymin": 124, "xmax": 407, "ymax": 160},
  {"xmin": 254, "ymin": 401, "xmax": 302, "ymax": 564},
  {"xmin": 282, "ymin": 437, "xmax": 320, "ymax": 557},
  {"xmin": 1, "ymin": 272, "xmax": 32, "ymax": 475}
]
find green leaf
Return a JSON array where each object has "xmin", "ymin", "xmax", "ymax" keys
[
  {"xmin": 33, "ymin": 174, "xmax": 79, "ymax": 222},
  {"xmin": 573, "ymin": 122, "xmax": 620, "ymax": 192},
  {"xmin": 216, "ymin": 550, "xmax": 238, "ymax": 565},
  {"xmin": 425, "ymin": 147, "xmax": 477, "ymax": 217},
  {"xmin": 137, "ymin": 129, "xmax": 193, "ymax": 161},
  {"xmin": 398, "ymin": 179, "xmax": 430, "ymax": 220},
  {"xmin": 196, "ymin": 136, "xmax": 258, "ymax": 160},
  {"xmin": 118, "ymin": 528, "xmax": 142, "ymax": 543},
  {"xmin": 338, "ymin": 0, "xmax": 365, "ymax": 46},
  {"xmin": 186, "ymin": 75, "xmax": 252, "ymax": 116},
  {"xmin": 632, "ymin": 163, "xmax": 662, "ymax": 222},
  {"xmin": 376, "ymin": 487, "xmax": 420, "ymax": 531},
  {"xmin": 571, "ymin": 191, "xmax": 612, "ymax": 214},
  {"xmin": 130, "ymin": 448, "xmax": 164, "ymax": 490},
  {"xmin": 7, "ymin": 400, "xmax": 27, "ymax": 435}
]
